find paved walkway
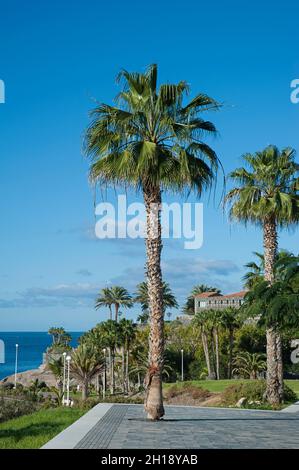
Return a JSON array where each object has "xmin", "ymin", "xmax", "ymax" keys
[{"xmin": 42, "ymin": 404, "xmax": 299, "ymax": 449}]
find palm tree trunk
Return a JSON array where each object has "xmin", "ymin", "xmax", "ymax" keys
[
  {"xmin": 126, "ymin": 349, "xmax": 130, "ymax": 393},
  {"xmin": 111, "ymin": 352, "xmax": 115, "ymax": 395},
  {"xmin": 82, "ymin": 380, "xmax": 88, "ymax": 401},
  {"xmin": 228, "ymin": 329, "xmax": 234, "ymax": 379},
  {"xmin": 108, "ymin": 347, "xmax": 113, "ymax": 394},
  {"xmin": 143, "ymin": 184, "xmax": 165, "ymax": 420},
  {"xmin": 263, "ymin": 217, "xmax": 283, "ymax": 405},
  {"xmin": 109, "ymin": 305, "xmax": 112, "ymax": 321},
  {"xmin": 210, "ymin": 329, "xmax": 217, "ymax": 379},
  {"xmin": 115, "ymin": 304, "xmax": 119, "ymax": 322},
  {"xmin": 122, "ymin": 346, "xmax": 125, "ymax": 393},
  {"xmin": 201, "ymin": 330, "xmax": 212, "ymax": 378},
  {"xmin": 214, "ymin": 328, "xmax": 220, "ymax": 380}
]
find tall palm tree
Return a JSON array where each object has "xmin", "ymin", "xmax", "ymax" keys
[
  {"xmin": 85, "ymin": 64, "xmax": 221, "ymax": 419},
  {"xmin": 135, "ymin": 281, "xmax": 178, "ymax": 323},
  {"xmin": 183, "ymin": 285, "xmax": 221, "ymax": 315},
  {"xmin": 119, "ymin": 318, "xmax": 136, "ymax": 393},
  {"xmin": 226, "ymin": 145, "xmax": 299, "ymax": 404},
  {"xmin": 219, "ymin": 307, "xmax": 241, "ymax": 378},
  {"xmin": 208, "ymin": 309, "xmax": 221, "ymax": 380},
  {"xmin": 100, "ymin": 320, "xmax": 120, "ymax": 394},
  {"xmin": 193, "ymin": 310, "xmax": 214, "ymax": 379},
  {"xmin": 95, "ymin": 287, "xmax": 114, "ymax": 320}
]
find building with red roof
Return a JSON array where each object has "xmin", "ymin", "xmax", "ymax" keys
[{"xmin": 194, "ymin": 290, "xmax": 247, "ymax": 314}]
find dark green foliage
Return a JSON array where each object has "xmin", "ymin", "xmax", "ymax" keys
[
  {"xmin": 243, "ymin": 256, "xmax": 299, "ymax": 329},
  {"xmin": 222, "ymin": 380, "xmax": 296, "ymax": 406},
  {"xmin": 0, "ymin": 398, "xmax": 38, "ymax": 423}
]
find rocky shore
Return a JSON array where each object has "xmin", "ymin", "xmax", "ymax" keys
[{"xmin": 0, "ymin": 364, "xmax": 57, "ymax": 388}]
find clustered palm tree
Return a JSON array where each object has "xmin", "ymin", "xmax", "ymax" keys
[
  {"xmin": 85, "ymin": 64, "xmax": 221, "ymax": 419},
  {"xmin": 95, "ymin": 286, "xmax": 133, "ymax": 322},
  {"xmin": 48, "ymin": 327, "xmax": 71, "ymax": 347},
  {"xmin": 193, "ymin": 307, "xmax": 240, "ymax": 380},
  {"xmin": 226, "ymin": 145, "xmax": 299, "ymax": 405}
]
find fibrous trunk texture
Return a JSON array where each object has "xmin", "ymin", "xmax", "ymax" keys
[
  {"xmin": 82, "ymin": 380, "xmax": 88, "ymax": 401},
  {"xmin": 143, "ymin": 184, "xmax": 165, "ymax": 420},
  {"xmin": 201, "ymin": 330, "xmax": 213, "ymax": 379},
  {"xmin": 264, "ymin": 217, "xmax": 283, "ymax": 405}
]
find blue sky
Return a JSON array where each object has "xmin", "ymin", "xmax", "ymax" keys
[{"xmin": 0, "ymin": 0, "xmax": 298, "ymax": 331}]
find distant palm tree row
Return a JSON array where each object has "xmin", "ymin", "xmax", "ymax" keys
[
  {"xmin": 95, "ymin": 282, "xmax": 178, "ymax": 323},
  {"xmin": 193, "ymin": 307, "xmax": 241, "ymax": 380},
  {"xmin": 84, "ymin": 64, "xmax": 299, "ymax": 418}
]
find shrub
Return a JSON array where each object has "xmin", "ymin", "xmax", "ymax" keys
[
  {"xmin": 0, "ymin": 382, "xmax": 14, "ymax": 391},
  {"xmin": 222, "ymin": 380, "xmax": 297, "ymax": 406},
  {"xmin": 165, "ymin": 382, "xmax": 210, "ymax": 401},
  {"xmin": 0, "ymin": 398, "xmax": 38, "ymax": 423},
  {"xmin": 284, "ymin": 383, "xmax": 297, "ymax": 402},
  {"xmin": 222, "ymin": 380, "xmax": 266, "ymax": 406}
]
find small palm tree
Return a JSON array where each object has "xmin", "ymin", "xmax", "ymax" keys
[
  {"xmin": 226, "ymin": 145, "xmax": 299, "ymax": 404},
  {"xmin": 232, "ymin": 352, "xmax": 266, "ymax": 379},
  {"xmin": 48, "ymin": 327, "xmax": 66, "ymax": 345},
  {"xmin": 70, "ymin": 345, "xmax": 103, "ymax": 400},
  {"xmin": 85, "ymin": 64, "xmax": 221, "ymax": 419},
  {"xmin": 135, "ymin": 281, "xmax": 178, "ymax": 323},
  {"xmin": 47, "ymin": 357, "xmax": 63, "ymax": 389},
  {"xmin": 96, "ymin": 286, "xmax": 133, "ymax": 322}
]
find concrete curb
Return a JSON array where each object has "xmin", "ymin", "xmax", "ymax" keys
[
  {"xmin": 41, "ymin": 403, "xmax": 113, "ymax": 449},
  {"xmin": 281, "ymin": 401, "xmax": 299, "ymax": 413}
]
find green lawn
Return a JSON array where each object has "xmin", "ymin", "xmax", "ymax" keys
[
  {"xmin": 0, "ymin": 407, "xmax": 85, "ymax": 449},
  {"xmin": 164, "ymin": 379, "xmax": 299, "ymax": 398}
]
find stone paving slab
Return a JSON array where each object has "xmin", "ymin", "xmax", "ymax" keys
[{"xmin": 44, "ymin": 404, "xmax": 299, "ymax": 449}]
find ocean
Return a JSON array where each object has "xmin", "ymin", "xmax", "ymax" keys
[{"xmin": 0, "ymin": 332, "xmax": 83, "ymax": 380}]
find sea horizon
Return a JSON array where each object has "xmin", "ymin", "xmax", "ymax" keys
[{"xmin": 0, "ymin": 331, "xmax": 83, "ymax": 380}]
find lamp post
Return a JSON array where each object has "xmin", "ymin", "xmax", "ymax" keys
[
  {"xmin": 66, "ymin": 355, "xmax": 71, "ymax": 406},
  {"xmin": 181, "ymin": 349, "xmax": 184, "ymax": 382},
  {"xmin": 62, "ymin": 352, "xmax": 67, "ymax": 405},
  {"xmin": 14, "ymin": 344, "xmax": 19, "ymax": 389},
  {"xmin": 103, "ymin": 348, "xmax": 106, "ymax": 399}
]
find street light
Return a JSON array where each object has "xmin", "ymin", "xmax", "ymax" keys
[
  {"xmin": 62, "ymin": 352, "xmax": 67, "ymax": 404},
  {"xmin": 181, "ymin": 349, "xmax": 184, "ymax": 382},
  {"xmin": 66, "ymin": 355, "xmax": 71, "ymax": 406},
  {"xmin": 14, "ymin": 344, "xmax": 19, "ymax": 389},
  {"xmin": 102, "ymin": 348, "xmax": 106, "ymax": 399}
]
